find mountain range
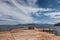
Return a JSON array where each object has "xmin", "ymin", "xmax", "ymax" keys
[{"xmin": 0, "ymin": 24, "xmax": 54, "ymax": 31}]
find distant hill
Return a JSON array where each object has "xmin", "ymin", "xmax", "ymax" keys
[
  {"xmin": 54, "ymin": 23, "xmax": 60, "ymax": 26},
  {"xmin": 0, "ymin": 24, "xmax": 54, "ymax": 31}
]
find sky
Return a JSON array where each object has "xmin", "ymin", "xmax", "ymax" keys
[{"xmin": 0, "ymin": 0, "xmax": 60, "ymax": 25}]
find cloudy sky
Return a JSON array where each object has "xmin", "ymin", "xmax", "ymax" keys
[{"xmin": 0, "ymin": 0, "xmax": 60, "ymax": 25}]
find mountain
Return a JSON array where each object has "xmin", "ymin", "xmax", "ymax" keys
[
  {"xmin": 54, "ymin": 23, "xmax": 60, "ymax": 26},
  {"xmin": 0, "ymin": 24, "xmax": 54, "ymax": 31}
]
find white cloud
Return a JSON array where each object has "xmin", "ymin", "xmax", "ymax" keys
[
  {"xmin": 0, "ymin": 0, "xmax": 55, "ymax": 25},
  {"xmin": 44, "ymin": 12, "xmax": 60, "ymax": 18},
  {"xmin": 56, "ymin": 0, "xmax": 60, "ymax": 3},
  {"xmin": 27, "ymin": 0, "xmax": 37, "ymax": 7}
]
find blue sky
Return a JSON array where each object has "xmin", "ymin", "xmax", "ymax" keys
[{"xmin": 0, "ymin": 0, "xmax": 60, "ymax": 25}]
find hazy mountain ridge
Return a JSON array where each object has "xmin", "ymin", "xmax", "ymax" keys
[{"xmin": 0, "ymin": 24, "xmax": 54, "ymax": 31}]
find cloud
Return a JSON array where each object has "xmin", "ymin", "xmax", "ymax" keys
[
  {"xmin": 26, "ymin": 0, "xmax": 37, "ymax": 7},
  {"xmin": 56, "ymin": 0, "xmax": 60, "ymax": 3},
  {"xmin": 43, "ymin": 11, "xmax": 60, "ymax": 24},
  {"xmin": 44, "ymin": 12, "xmax": 60, "ymax": 18},
  {"xmin": 0, "ymin": 0, "xmax": 55, "ymax": 25}
]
